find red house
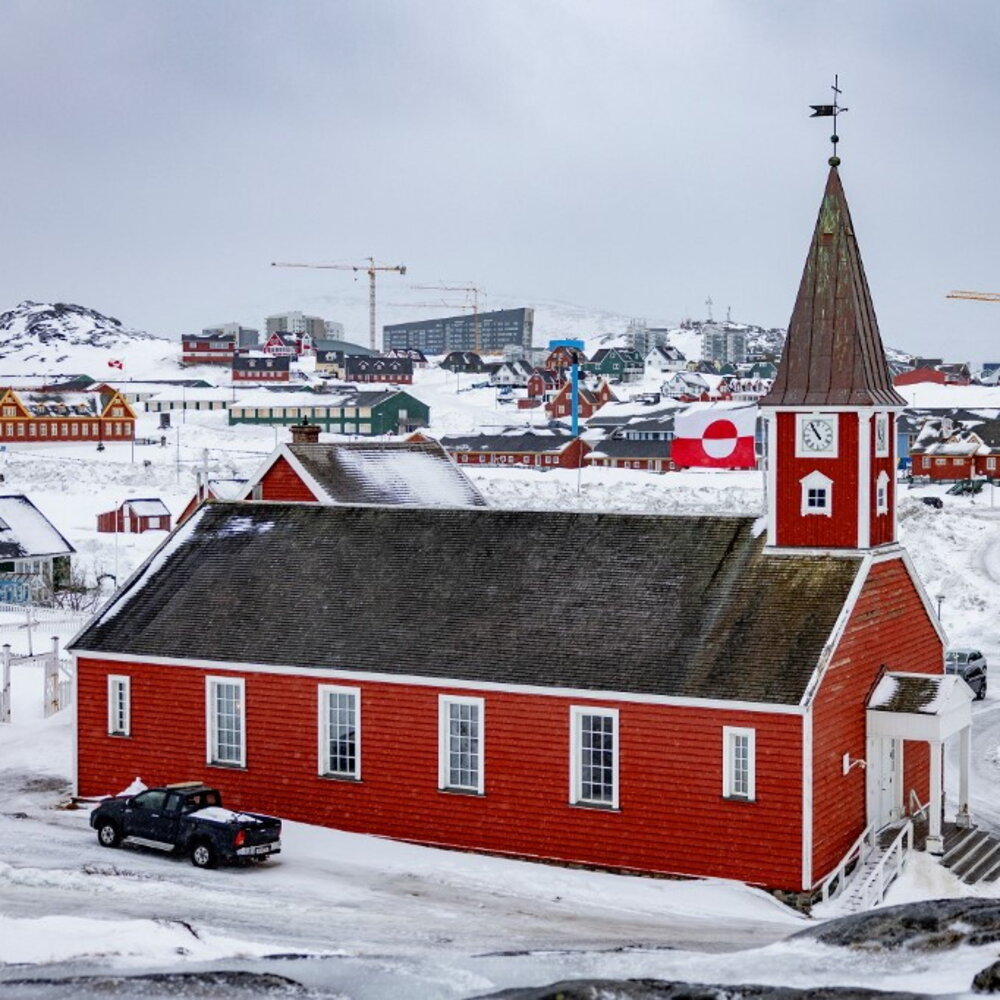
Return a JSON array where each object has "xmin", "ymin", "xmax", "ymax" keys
[
  {"xmin": 241, "ymin": 436, "xmax": 487, "ymax": 507},
  {"xmin": 96, "ymin": 498, "xmax": 172, "ymax": 534},
  {"xmin": 181, "ymin": 332, "xmax": 235, "ymax": 365},
  {"xmin": 71, "ymin": 166, "xmax": 974, "ymax": 898},
  {"xmin": 908, "ymin": 414, "xmax": 1000, "ymax": 480},
  {"xmin": 0, "ymin": 387, "xmax": 136, "ymax": 443},
  {"xmin": 545, "ymin": 379, "xmax": 617, "ymax": 420},
  {"xmin": 441, "ymin": 430, "xmax": 592, "ymax": 469}
]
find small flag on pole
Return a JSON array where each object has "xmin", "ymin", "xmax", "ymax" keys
[
  {"xmin": 108, "ymin": 359, "xmax": 124, "ymax": 370},
  {"xmin": 809, "ymin": 105, "xmax": 836, "ymax": 117}
]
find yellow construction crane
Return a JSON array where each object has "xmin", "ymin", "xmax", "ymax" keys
[
  {"xmin": 271, "ymin": 257, "xmax": 407, "ymax": 351},
  {"xmin": 411, "ymin": 283, "xmax": 485, "ymax": 352},
  {"xmin": 947, "ymin": 290, "xmax": 1000, "ymax": 303}
]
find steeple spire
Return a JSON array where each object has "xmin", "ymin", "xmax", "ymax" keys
[{"xmin": 761, "ymin": 167, "xmax": 906, "ymax": 408}]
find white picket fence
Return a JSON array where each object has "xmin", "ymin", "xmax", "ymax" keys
[{"xmin": 0, "ymin": 628, "xmax": 80, "ymax": 723}]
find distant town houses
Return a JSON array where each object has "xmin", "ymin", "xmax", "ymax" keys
[
  {"xmin": 908, "ymin": 412, "xmax": 1000, "ymax": 480},
  {"xmin": 644, "ymin": 344, "xmax": 687, "ymax": 376},
  {"xmin": 228, "ymin": 388, "xmax": 428, "ymax": 436},
  {"xmin": 439, "ymin": 351, "xmax": 488, "ymax": 374},
  {"xmin": 232, "ymin": 354, "xmax": 291, "ymax": 383},
  {"xmin": 585, "ymin": 347, "xmax": 645, "ymax": 383},
  {"xmin": 344, "ymin": 356, "xmax": 414, "ymax": 385},
  {"xmin": 441, "ymin": 428, "xmax": 591, "ymax": 469},
  {"xmin": 545, "ymin": 379, "xmax": 617, "ymax": 420},
  {"xmin": 0, "ymin": 387, "xmax": 136, "ymax": 442}
]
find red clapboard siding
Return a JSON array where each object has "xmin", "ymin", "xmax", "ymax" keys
[
  {"xmin": 76, "ymin": 657, "xmax": 805, "ymax": 889},
  {"xmin": 774, "ymin": 412, "xmax": 858, "ymax": 548},
  {"xmin": 869, "ymin": 413, "xmax": 896, "ymax": 548},
  {"xmin": 259, "ymin": 456, "xmax": 317, "ymax": 501},
  {"xmin": 810, "ymin": 555, "xmax": 942, "ymax": 883}
]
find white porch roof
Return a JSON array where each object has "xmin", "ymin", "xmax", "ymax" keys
[{"xmin": 867, "ymin": 672, "xmax": 972, "ymax": 742}]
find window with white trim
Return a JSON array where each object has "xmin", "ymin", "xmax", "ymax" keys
[
  {"xmin": 988, "ymin": 457, "xmax": 997, "ymax": 472},
  {"xmin": 799, "ymin": 470, "xmax": 833, "ymax": 517},
  {"xmin": 439, "ymin": 695, "xmax": 484, "ymax": 793},
  {"xmin": 569, "ymin": 706, "xmax": 619, "ymax": 808},
  {"xmin": 722, "ymin": 726, "xmax": 756, "ymax": 801},
  {"xmin": 107, "ymin": 675, "xmax": 130, "ymax": 736},
  {"xmin": 876, "ymin": 470, "xmax": 890, "ymax": 515},
  {"xmin": 874, "ymin": 412, "xmax": 890, "ymax": 457},
  {"xmin": 206, "ymin": 676, "xmax": 246, "ymax": 767},
  {"xmin": 318, "ymin": 685, "xmax": 360, "ymax": 779}
]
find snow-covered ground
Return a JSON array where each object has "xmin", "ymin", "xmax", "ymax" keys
[{"xmin": 3, "ymin": 332, "xmax": 1000, "ymax": 995}]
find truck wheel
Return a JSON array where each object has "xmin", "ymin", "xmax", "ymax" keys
[
  {"xmin": 191, "ymin": 841, "xmax": 217, "ymax": 869},
  {"xmin": 97, "ymin": 820, "xmax": 121, "ymax": 848}
]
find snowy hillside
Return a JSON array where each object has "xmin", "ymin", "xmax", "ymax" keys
[{"xmin": 0, "ymin": 301, "xmax": 178, "ymax": 376}]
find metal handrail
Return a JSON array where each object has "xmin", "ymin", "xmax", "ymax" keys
[
  {"xmin": 908, "ymin": 789, "xmax": 929, "ymax": 820},
  {"xmin": 819, "ymin": 822, "xmax": 877, "ymax": 902},
  {"xmin": 854, "ymin": 820, "xmax": 913, "ymax": 912}
]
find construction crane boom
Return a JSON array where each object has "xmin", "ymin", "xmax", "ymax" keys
[
  {"xmin": 411, "ymin": 283, "xmax": 484, "ymax": 352},
  {"xmin": 947, "ymin": 290, "xmax": 1000, "ymax": 303},
  {"xmin": 271, "ymin": 257, "xmax": 407, "ymax": 351}
]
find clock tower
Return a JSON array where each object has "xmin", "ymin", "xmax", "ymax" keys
[{"xmin": 759, "ymin": 166, "xmax": 906, "ymax": 550}]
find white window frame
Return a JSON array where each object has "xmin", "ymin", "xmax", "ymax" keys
[
  {"xmin": 800, "ymin": 470, "xmax": 833, "ymax": 517},
  {"xmin": 205, "ymin": 676, "xmax": 246, "ymax": 768},
  {"xmin": 722, "ymin": 726, "xmax": 756, "ymax": 801},
  {"xmin": 876, "ymin": 470, "xmax": 890, "ymax": 515},
  {"xmin": 988, "ymin": 457, "xmax": 997, "ymax": 472},
  {"xmin": 438, "ymin": 695, "xmax": 485, "ymax": 794},
  {"xmin": 107, "ymin": 674, "xmax": 131, "ymax": 736},
  {"xmin": 569, "ymin": 705, "xmax": 619, "ymax": 809},
  {"xmin": 874, "ymin": 412, "xmax": 890, "ymax": 457},
  {"xmin": 318, "ymin": 684, "xmax": 361, "ymax": 780}
]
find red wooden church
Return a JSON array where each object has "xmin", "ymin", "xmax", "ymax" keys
[{"xmin": 71, "ymin": 167, "xmax": 974, "ymax": 894}]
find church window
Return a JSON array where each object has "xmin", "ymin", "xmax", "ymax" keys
[{"xmin": 800, "ymin": 470, "xmax": 833, "ymax": 517}]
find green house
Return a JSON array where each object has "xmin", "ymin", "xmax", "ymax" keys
[
  {"xmin": 229, "ymin": 390, "xmax": 429, "ymax": 436},
  {"xmin": 585, "ymin": 347, "xmax": 645, "ymax": 382}
]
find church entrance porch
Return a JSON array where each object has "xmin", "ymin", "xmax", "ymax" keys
[{"xmin": 867, "ymin": 672, "xmax": 974, "ymax": 854}]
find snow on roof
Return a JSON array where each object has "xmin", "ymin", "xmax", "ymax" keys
[
  {"xmin": 868, "ymin": 672, "xmax": 960, "ymax": 715},
  {"xmin": 0, "ymin": 495, "xmax": 75, "ymax": 559},
  {"xmin": 146, "ymin": 387, "xmax": 235, "ymax": 402},
  {"xmin": 20, "ymin": 392, "xmax": 103, "ymax": 417},
  {"xmin": 125, "ymin": 499, "xmax": 170, "ymax": 517},
  {"xmin": 317, "ymin": 444, "xmax": 487, "ymax": 507},
  {"xmin": 208, "ymin": 479, "xmax": 247, "ymax": 501}
]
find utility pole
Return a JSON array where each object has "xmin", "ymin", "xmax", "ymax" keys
[
  {"xmin": 411, "ymin": 283, "xmax": 484, "ymax": 352},
  {"xmin": 271, "ymin": 258, "xmax": 407, "ymax": 351}
]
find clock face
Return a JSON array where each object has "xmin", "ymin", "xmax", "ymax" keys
[{"xmin": 801, "ymin": 417, "xmax": 836, "ymax": 452}]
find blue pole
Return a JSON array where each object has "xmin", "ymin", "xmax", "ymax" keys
[{"xmin": 570, "ymin": 361, "xmax": 579, "ymax": 437}]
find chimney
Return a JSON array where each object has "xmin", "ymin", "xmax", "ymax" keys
[{"xmin": 290, "ymin": 420, "xmax": 320, "ymax": 445}]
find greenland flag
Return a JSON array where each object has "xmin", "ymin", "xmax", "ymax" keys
[
  {"xmin": 108, "ymin": 359, "xmax": 124, "ymax": 370},
  {"xmin": 672, "ymin": 404, "xmax": 757, "ymax": 468}
]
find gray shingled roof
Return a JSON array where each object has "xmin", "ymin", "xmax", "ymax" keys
[
  {"xmin": 286, "ymin": 441, "xmax": 487, "ymax": 507},
  {"xmin": 72, "ymin": 503, "xmax": 863, "ymax": 705}
]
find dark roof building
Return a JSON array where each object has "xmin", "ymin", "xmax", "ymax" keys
[{"xmin": 74, "ymin": 505, "xmax": 860, "ymax": 705}]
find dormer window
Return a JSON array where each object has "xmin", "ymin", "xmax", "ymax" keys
[
  {"xmin": 800, "ymin": 470, "xmax": 833, "ymax": 517},
  {"xmin": 876, "ymin": 470, "xmax": 890, "ymax": 515}
]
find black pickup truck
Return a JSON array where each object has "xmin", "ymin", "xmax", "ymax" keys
[{"xmin": 90, "ymin": 782, "xmax": 282, "ymax": 868}]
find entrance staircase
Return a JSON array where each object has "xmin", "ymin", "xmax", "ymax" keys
[
  {"xmin": 818, "ymin": 820, "xmax": 913, "ymax": 915},
  {"xmin": 936, "ymin": 823, "xmax": 1000, "ymax": 885},
  {"xmin": 817, "ymin": 818, "xmax": 1000, "ymax": 916}
]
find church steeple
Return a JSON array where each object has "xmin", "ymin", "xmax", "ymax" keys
[
  {"xmin": 762, "ymin": 167, "xmax": 903, "ymax": 552},
  {"xmin": 761, "ymin": 167, "xmax": 905, "ymax": 409}
]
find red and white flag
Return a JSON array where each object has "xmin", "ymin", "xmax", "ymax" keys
[
  {"xmin": 671, "ymin": 404, "xmax": 757, "ymax": 468},
  {"xmin": 108, "ymin": 359, "xmax": 124, "ymax": 370}
]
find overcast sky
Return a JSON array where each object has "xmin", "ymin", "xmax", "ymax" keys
[{"xmin": 2, "ymin": 1, "xmax": 999, "ymax": 357}]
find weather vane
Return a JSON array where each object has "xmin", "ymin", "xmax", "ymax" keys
[{"xmin": 809, "ymin": 75, "xmax": 848, "ymax": 167}]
